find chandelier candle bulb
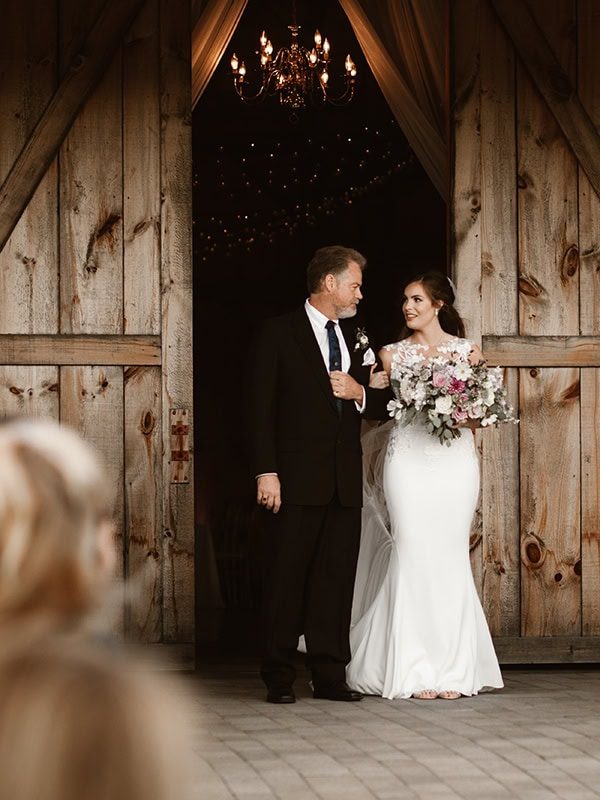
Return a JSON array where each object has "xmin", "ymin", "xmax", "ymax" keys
[{"xmin": 230, "ymin": 14, "xmax": 356, "ymax": 111}]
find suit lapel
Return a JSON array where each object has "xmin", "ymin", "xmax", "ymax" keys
[{"xmin": 291, "ymin": 307, "xmax": 338, "ymax": 413}]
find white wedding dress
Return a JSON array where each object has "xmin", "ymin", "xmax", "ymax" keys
[{"xmin": 346, "ymin": 339, "xmax": 503, "ymax": 699}]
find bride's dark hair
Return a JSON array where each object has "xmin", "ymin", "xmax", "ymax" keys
[{"xmin": 399, "ymin": 271, "xmax": 466, "ymax": 339}]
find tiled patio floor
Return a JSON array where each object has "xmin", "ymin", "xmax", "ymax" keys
[{"xmin": 187, "ymin": 665, "xmax": 600, "ymax": 799}]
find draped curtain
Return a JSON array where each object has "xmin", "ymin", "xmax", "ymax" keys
[
  {"xmin": 191, "ymin": 0, "xmax": 248, "ymax": 110},
  {"xmin": 338, "ymin": 0, "xmax": 449, "ymax": 200}
]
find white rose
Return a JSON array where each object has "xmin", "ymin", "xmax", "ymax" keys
[
  {"xmin": 469, "ymin": 402, "xmax": 485, "ymax": 418},
  {"xmin": 454, "ymin": 363, "xmax": 473, "ymax": 380},
  {"xmin": 435, "ymin": 395, "xmax": 453, "ymax": 415}
]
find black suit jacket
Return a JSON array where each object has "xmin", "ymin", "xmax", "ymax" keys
[{"xmin": 247, "ymin": 307, "xmax": 390, "ymax": 508}]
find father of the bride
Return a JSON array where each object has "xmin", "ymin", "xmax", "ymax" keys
[{"xmin": 248, "ymin": 245, "xmax": 389, "ymax": 704}]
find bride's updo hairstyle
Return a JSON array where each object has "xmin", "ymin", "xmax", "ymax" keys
[{"xmin": 401, "ymin": 271, "xmax": 466, "ymax": 339}]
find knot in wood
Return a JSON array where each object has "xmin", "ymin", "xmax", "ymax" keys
[
  {"xmin": 141, "ymin": 410, "xmax": 156, "ymax": 436},
  {"xmin": 574, "ymin": 560, "xmax": 582, "ymax": 577},
  {"xmin": 529, "ymin": 369, "xmax": 539, "ymax": 378}
]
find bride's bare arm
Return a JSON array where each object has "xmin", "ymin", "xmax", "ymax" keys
[{"xmin": 369, "ymin": 347, "xmax": 392, "ymax": 389}]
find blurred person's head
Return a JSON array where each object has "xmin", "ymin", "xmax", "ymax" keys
[
  {"xmin": 0, "ymin": 639, "xmax": 191, "ymax": 800},
  {"xmin": 0, "ymin": 419, "xmax": 115, "ymax": 628}
]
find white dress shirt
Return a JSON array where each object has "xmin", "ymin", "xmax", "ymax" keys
[
  {"xmin": 304, "ymin": 299, "xmax": 366, "ymax": 413},
  {"xmin": 304, "ymin": 299, "xmax": 351, "ymax": 372}
]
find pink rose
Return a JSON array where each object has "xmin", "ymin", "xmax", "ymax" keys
[
  {"xmin": 432, "ymin": 371, "xmax": 447, "ymax": 388},
  {"xmin": 452, "ymin": 407, "xmax": 468, "ymax": 423},
  {"xmin": 448, "ymin": 378, "xmax": 466, "ymax": 394}
]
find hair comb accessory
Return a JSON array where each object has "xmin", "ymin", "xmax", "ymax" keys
[{"xmin": 446, "ymin": 276, "xmax": 457, "ymax": 296}]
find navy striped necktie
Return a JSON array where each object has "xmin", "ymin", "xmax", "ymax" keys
[{"xmin": 326, "ymin": 320, "xmax": 342, "ymax": 413}]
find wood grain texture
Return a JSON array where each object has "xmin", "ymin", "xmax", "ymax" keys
[
  {"xmin": 451, "ymin": 0, "xmax": 483, "ymax": 592},
  {"xmin": 124, "ymin": 0, "xmax": 161, "ymax": 335},
  {"xmin": 59, "ymin": 0, "xmax": 123, "ymax": 334},
  {"xmin": 0, "ymin": 0, "xmax": 145, "ymax": 253},
  {"xmin": 581, "ymin": 368, "xmax": 600, "ymax": 634},
  {"xmin": 516, "ymin": 0, "xmax": 579, "ymax": 336},
  {"xmin": 0, "ymin": 367, "xmax": 59, "ymax": 419},
  {"xmin": 493, "ymin": 636, "xmax": 600, "ymax": 664},
  {"xmin": 479, "ymin": 2, "xmax": 520, "ymax": 636},
  {"xmin": 579, "ymin": 0, "xmax": 600, "ymax": 636},
  {"xmin": 125, "ymin": 366, "xmax": 162, "ymax": 641},
  {"xmin": 519, "ymin": 366, "xmax": 581, "ymax": 636},
  {"xmin": 0, "ymin": 0, "xmax": 58, "ymax": 332},
  {"xmin": 0, "ymin": 335, "xmax": 160, "ymax": 365},
  {"xmin": 480, "ymin": 1, "xmax": 517, "ymax": 338},
  {"xmin": 482, "ymin": 368, "xmax": 520, "ymax": 635},
  {"xmin": 483, "ymin": 335, "xmax": 600, "ymax": 366},
  {"xmin": 160, "ymin": 0, "xmax": 194, "ymax": 644},
  {"xmin": 491, "ymin": 0, "xmax": 600, "ymax": 202},
  {"xmin": 578, "ymin": 0, "xmax": 600, "ymax": 336},
  {"xmin": 60, "ymin": 366, "xmax": 125, "ymax": 630}
]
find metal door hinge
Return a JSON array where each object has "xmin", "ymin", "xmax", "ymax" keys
[{"xmin": 170, "ymin": 408, "xmax": 190, "ymax": 484}]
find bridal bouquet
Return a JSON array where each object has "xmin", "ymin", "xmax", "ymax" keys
[{"xmin": 387, "ymin": 346, "xmax": 518, "ymax": 446}]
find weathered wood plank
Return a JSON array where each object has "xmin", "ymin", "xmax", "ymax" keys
[
  {"xmin": 491, "ymin": 0, "xmax": 600, "ymax": 202},
  {"xmin": 480, "ymin": 1, "xmax": 518, "ymax": 338},
  {"xmin": 493, "ymin": 636, "xmax": 600, "ymax": 664},
  {"xmin": 451, "ymin": 0, "xmax": 483, "ymax": 593},
  {"xmin": 0, "ymin": 335, "xmax": 160, "ymax": 365},
  {"xmin": 520, "ymin": 366, "xmax": 581, "ymax": 636},
  {"xmin": 59, "ymin": 0, "xmax": 124, "ymax": 334},
  {"xmin": 483, "ymin": 335, "xmax": 600, "ymax": 366},
  {"xmin": 124, "ymin": 0, "xmax": 161, "ymax": 335},
  {"xmin": 482, "ymin": 368, "xmax": 520, "ymax": 635},
  {"xmin": 581, "ymin": 368, "xmax": 600, "ymax": 635},
  {"xmin": 124, "ymin": 366, "xmax": 162, "ymax": 642},
  {"xmin": 0, "ymin": 0, "xmax": 146, "ymax": 253},
  {"xmin": 60, "ymin": 366, "xmax": 125, "ymax": 631},
  {"xmin": 479, "ymin": 2, "xmax": 519, "ymax": 636},
  {"xmin": 0, "ymin": 367, "xmax": 59, "ymax": 419},
  {"xmin": 578, "ymin": 0, "xmax": 600, "ymax": 336},
  {"xmin": 579, "ymin": 0, "xmax": 600, "ymax": 637},
  {"xmin": 515, "ymin": 0, "xmax": 579, "ymax": 337},
  {"xmin": 160, "ymin": 0, "xmax": 194, "ymax": 644},
  {"xmin": 0, "ymin": 0, "xmax": 58, "ymax": 332}
]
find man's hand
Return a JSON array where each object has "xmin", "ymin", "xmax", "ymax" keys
[
  {"xmin": 257, "ymin": 474, "xmax": 281, "ymax": 513},
  {"xmin": 329, "ymin": 371, "xmax": 363, "ymax": 403}
]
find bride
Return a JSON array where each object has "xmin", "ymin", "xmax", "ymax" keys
[{"xmin": 347, "ymin": 271, "xmax": 503, "ymax": 700}]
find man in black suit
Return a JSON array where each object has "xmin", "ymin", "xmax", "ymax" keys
[{"xmin": 248, "ymin": 245, "xmax": 390, "ymax": 704}]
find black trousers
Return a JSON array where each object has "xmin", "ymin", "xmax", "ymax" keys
[{"xmin": 260, "ymin": 499, "xmax": 361, "ymax": 691}]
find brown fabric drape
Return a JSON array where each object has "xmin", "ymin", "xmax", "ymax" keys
[
  {"xmin": 191, "ymin": 0, "xmax": 248, "ymax": 109},
  {"xmin": 338, "ymin": 0, "xmax": 448, "ymax": 200}
]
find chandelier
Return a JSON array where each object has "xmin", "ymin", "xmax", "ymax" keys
[{"xmin": 230, "ymin": 4, "xmax": 357, "ymax": 113}]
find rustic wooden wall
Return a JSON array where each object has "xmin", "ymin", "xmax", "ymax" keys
[
  {"xmin": 452, "ymin": 0, "xmax": 600, "ymax": 661},
  {"xmin": 0, "ymin": 0, "xmax": 193, "ymax": 652}
]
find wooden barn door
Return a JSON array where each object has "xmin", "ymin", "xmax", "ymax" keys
[
  {"xmin": 0, "ymin": 0, "xmax": 193, "ymax": 655},
  {"xmin": 452, "ymin": 0, "xmax": 600, "ymax": 661}
]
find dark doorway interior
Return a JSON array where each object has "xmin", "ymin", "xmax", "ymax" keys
[{"xmin": 193, "ymin": 0, "xmax": 446, "ymax": 658}]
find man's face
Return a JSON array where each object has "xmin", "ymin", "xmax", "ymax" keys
[{"xmin": 331, "ymin": 261, "xmax": 363, "ymax": 319}]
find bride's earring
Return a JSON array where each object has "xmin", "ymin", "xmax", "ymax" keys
[{"xmin": 434, "ymin": 309, "xmax": 439, "ymax": 317}]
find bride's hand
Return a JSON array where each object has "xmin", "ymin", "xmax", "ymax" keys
[{"xmin": 369, "ymin": 364, "xmax": 390, "ymax": 389}]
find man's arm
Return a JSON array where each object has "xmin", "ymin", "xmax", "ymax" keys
[{"xmin": 246, "ymin": 321, "xmax": 282, "ymax": 513}]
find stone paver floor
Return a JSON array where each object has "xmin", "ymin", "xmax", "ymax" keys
[{"xmin": 188, "ymin": 665, "xmax": 600, "ymax": 800}]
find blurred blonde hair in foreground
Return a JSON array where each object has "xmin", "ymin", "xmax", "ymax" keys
[
  {"xmin": 0, "ymin": 637, "xmax": 192, "ymax": 800},
  {"xmin": 0, "ymin": 418, "xmax": 115, "ymax": 631}
]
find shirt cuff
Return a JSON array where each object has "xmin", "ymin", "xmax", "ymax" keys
[
  {"xmin": 256, "ymin": 472, "xmax": 278, "ymax": 480},
  {"xmin": 354, "ymin": 387, "xmax": 366, "ymax": 414}
]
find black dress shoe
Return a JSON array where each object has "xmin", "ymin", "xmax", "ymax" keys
[
  {"xmin": 313, "ymin": 682, "xmax": 363, "ymax": 702},
  {"xmin": 266, "ymin": 689, "xmax": 296, "ymax": 704}
]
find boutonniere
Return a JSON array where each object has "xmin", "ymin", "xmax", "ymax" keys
[
  {"xmin": 354, "ymin": 327, "xmax": 376, "ymax": 366},
  {"xmin": 354, "ymin": 327, "xmax": 370, "ymax": 351}
]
